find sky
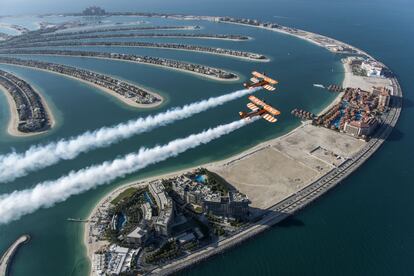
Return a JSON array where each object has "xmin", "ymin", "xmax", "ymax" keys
[{"xmin": 0, "ymin": 0, "xmax": 232, "ymax": 16}]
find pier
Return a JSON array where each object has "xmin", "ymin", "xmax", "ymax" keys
[
  {"xmin": 0, "ymin": 235, "xmax": 30, "ymax": 276},
  {"xmin": 67, "ymin": 218, "xmax": 89, "ymax": 223}
]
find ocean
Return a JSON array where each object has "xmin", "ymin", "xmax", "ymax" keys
[{"xmin": 0, "ymin": 0, "xmax": 413, "ymax": 275}]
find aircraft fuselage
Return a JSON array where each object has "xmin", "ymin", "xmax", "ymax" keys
[
  {"xmin": 239, "ymin": 108, "xmax": 266, "ymax": 119},
  {"xmin": 243, "ymin": 80, "xmax": 268, "ymax": 89}
]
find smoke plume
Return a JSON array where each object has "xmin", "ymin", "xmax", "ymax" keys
[
  {"xmin": 0, "ymin": 119, "xmax": 256, "ymax": 224},
  {"xmin": 0, "ymin": 88, "xmax": 259, "ymax": 183}
]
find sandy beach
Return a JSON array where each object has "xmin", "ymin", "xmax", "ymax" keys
[
  {"xmin": 0, "ymin": 84, "xmax": 56, "ymax": 137},
  {"xmin": 60, "ymin": 44, "xmax": 269, "ymax": 63},
  {"xmin": 83, "ymin": 168, "xmax": 198, "ymax": 264},
  {"xmin": 316, "ymin": 61, "xmax": 348, "ymax": 116}
]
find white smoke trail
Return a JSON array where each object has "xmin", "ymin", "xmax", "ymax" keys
[
  {"xmin": 0, "ymin": 119, "xmax": 256, "ymax": 224},
  {"xmin": 0, "ymin": 87, "xmax": 259, "ymax": 183}
]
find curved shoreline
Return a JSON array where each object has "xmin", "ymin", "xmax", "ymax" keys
[
  {"xmin": 5, "ymin": 33, "xmax": 251, "ymax": 44},
  {"xmin": 0, "ymin": 234, "xmax": 30, "ymax": 276},
  {"xmin": 4, "ymin": 43, "xmax": 269, "ymax": 62},
  {"xmin": 0, "ymin": 52, "xmax": 240, "ymax": 82},
  {"xmin": 46, "ymin": 25, "xmax": 199, "ymax": 37},
  {"xmin": 0, "ymin": 77, "xmax": 56, "ymax": 137},
  {"xmin": 0, "ymin": 62, "xmax": 164, "ymax": 109},
  {"xmin": 81, "ymin": 14, "xmax": 403, "ymax": 276}
]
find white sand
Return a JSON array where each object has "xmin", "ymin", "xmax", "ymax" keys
[
  {"xmin": 0, "ymin": 84, "xmax": 55, "ymax": 137},
  {"xmin": 0, "ymin": 63, "xmax": 164, "ymax": 109}
]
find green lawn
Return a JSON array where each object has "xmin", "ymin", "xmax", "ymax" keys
[{"xmin": 110, "ymin": 187, "xmax": 138, "ymax": 205}]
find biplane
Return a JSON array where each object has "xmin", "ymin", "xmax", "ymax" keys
[
  {"xmin": 239, "ymin": 95, "xmax": 281, "ymax": 123},
  {"xmin": 243, "ymin": 71, "xmax": 278, "ymax": 91}
]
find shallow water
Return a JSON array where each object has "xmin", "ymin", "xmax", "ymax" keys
[{"xmin": 0, "ymin": 0, "xmax": 413, "ymax": 275}]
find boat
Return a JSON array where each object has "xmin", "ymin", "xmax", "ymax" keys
[{"xmin": 313, "ymin": 84, "xmax": 325, "ymax": 89}]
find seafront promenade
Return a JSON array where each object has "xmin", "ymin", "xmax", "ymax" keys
[{"xmin": 0, "ymin": 235, "xmax": 30, "ymax": 276}]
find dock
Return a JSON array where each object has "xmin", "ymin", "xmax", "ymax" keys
[{"xmin": 67, "ymin": 218, "xmax": 89, "ymax": 223}]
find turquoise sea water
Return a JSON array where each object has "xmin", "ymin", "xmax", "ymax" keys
[{"xmin": 0, "ymin": 0, "xmax": 413, "ymax": 275}]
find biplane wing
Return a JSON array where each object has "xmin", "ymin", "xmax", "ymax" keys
[
  {"xmin": 247, "ymin": 102, "xmax": 259, "ymax": 111},
  {"xmin": 243, "ymin": 71, "xmax": 278, "ymax": 91},
  {"xmin": 261, "ymin": 113, "xmax": 277, "ymax": 123},
  {"xmin": 248, "ymin": 95, "xmax": 266, "ymax": 106},
  {"xmin": 240, "ymin": 96, "xmax": 281, "ymax": 123},
  {"xmin": 252, "ymin": 71, "xmax": 278, "ymax": 85},
  {"xmin": 263, "ymin": 84, "xmax": 276, "ymax": 91},
  {"xmin": 263, "ymin": 104, "xmax": 281, "ymax": 116}
]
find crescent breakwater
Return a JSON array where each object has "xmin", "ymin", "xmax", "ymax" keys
[
  {"xmin": 0, "ymin": 234, "xmax": 30, "ymax": 276},
  {"xmin": 0, "ymin": 50, "xmax": 239, "ymax": 81},
  {"xmin": 74, "ymin": 13, "xmax": 403, "ymax": 275},
  {"xmin": 0, "ymin": 69, "xmax": 53, "ymax": 136},
  {"xmin": 0, "ymin": 57, "xmax": 162, "ymax": 108},
  {"xmin": 1, "ymin": 41, "xmax": 267, "ymax": 62}
]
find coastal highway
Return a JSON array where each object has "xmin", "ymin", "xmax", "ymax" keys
[
  {"xmin": 153, "ymin": 79, "xmax": 402, "ymax": 275},
  {"xmin": 0, "ymin": 235, "xmax": 30, "ymax": 276}
]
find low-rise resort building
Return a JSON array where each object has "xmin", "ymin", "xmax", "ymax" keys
[
  {"xmin": 87, "ymin": 168, "xmax": 250, "ymax": 275},
  {"xmin": 0, "ymin": 69, "xmax": 51, "ymax": 133}
]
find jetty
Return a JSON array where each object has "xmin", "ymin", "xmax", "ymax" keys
[{"xmin": 67, "ymin": 218, "xmax": 89, "ymax": 223}]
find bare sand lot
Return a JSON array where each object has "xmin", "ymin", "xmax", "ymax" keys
[
  {"xmin": 210, "ymin": 123, "xmax": 365, "ymax": 209},
  {"xmin": 343, "ymin": 61, "xmax": 392, "ymax": 91}
]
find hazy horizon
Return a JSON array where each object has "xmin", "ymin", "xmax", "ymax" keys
[{"xmin": 0, "ymin": 0, "xmax": 239, "ymax": 16}]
